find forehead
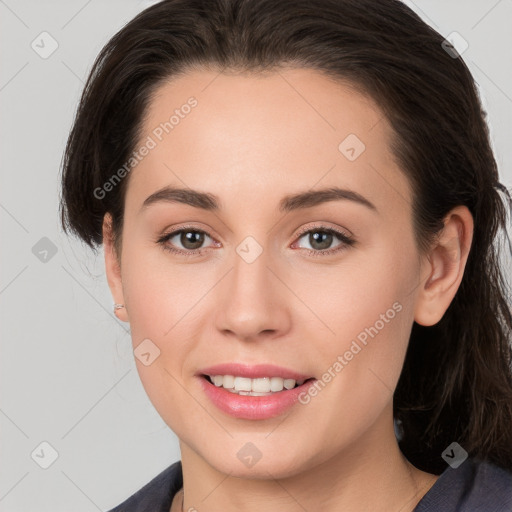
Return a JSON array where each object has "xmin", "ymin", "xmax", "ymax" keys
[{"xmin": 126, "ymin": 67, "xmax": 412, "ymax": 219}]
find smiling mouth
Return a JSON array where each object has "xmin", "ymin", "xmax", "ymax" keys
[{"xmin": 202, "ymin": 374, "xmax": 316, "ymax": 396}]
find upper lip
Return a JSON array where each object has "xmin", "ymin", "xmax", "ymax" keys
[{"xmin": 198, "ymin": 363, "xmax": 313, "ymax": 381}]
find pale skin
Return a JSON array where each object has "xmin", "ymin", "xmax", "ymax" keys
[{"xmin": 102, "ymin": 67, "xmax": 473, "ymax": 511}]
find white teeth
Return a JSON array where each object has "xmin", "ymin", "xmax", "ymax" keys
[
  {"xmin": 252, "ymin": 377, "xmax": 271, "ymax": 393},
  {"xmin": 283, "ymin": 379, "xmax": 296, "ymax": 390},
  {"xmin": 270, "ymin": 377, "xmax": 284, "ymax": 392},
  {"xmin": 208, "ymin": 375, "xmax": 303, "ymax": 394},
  {"xmin": 234, "ymin": 376, "xmax": 252, "ymax": 392},
  {"xmin": 223, "ymin": 375, "xmax": 235, "ymax": 389},
  {"xmin": 238, "ymin": 390, "xmax": 271, "ymax": 396}
]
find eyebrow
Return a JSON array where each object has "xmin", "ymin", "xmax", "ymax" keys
[{"xmin": 140, "ymin": 186, "xmax": 378, "ymax": 214}]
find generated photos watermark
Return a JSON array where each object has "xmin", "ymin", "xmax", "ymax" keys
[
  {"xmin": 93, "ymin": 96, "xmax": 198, "ymax": 200},
  {"xmin": 298, "ymin": 301, "xmax": 403, "ymax": 404}
]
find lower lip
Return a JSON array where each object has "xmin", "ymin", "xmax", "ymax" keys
[{"xmin": 199, "ymin": 376, "xmax": 317, "ymax": 420}]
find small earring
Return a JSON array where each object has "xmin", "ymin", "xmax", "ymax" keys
[{"xmin": 113, "ymin": 303, "xmax": 125, "ymax": 312}]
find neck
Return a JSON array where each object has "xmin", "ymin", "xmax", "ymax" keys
[{"xmin": 179, "ymin": 407, "xmax": 438, "ymax": 512}]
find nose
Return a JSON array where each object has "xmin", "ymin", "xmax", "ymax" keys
[{"xmin": 214, "ymin": 247, "xmax": 292, "ymax": 342}]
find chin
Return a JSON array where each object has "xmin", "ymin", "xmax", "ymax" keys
[{"xmin": 199, "ymin": 440, "xmax": 315, "ymax": 480}]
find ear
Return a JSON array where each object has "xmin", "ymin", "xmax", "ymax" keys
[
  {"xmin": 103, "ymin": 213, "xmax": 129, "ymax": 323},
  {"xmin": 414, "ymin": 205, "xmax": 474, "ymax": 326}
]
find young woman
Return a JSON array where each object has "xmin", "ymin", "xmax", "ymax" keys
[{"xmin": 60, "ymin": 0, "xmax": 512, "ymax": 510}]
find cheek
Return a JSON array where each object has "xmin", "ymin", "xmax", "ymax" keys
[
  {"xmin": 119, "ymin": 244, "xmax": 209, "ymax": 431},
  {"xmin": 119, "ymin": 242, "xmax": 217, "ymax": 404},
  {"xmin": 300, "ymin": 242, "xmax": 417, "ymax": 393},
  {"xmin": 121, "ymin": 240, "xmax": 213, "ymax": 338},
  {"xmin": 293, "ymin": 261, "xmax": 415, "ymax": 453},
  {"xmin": 300, "ymin": 249, "xmax": 409, "ymax": 337}
]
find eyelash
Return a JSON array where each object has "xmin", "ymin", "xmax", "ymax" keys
[{"xmin": 156, "ymin": 224, "xmax": 356, "ymax": 258}]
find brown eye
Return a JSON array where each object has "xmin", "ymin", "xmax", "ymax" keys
[
  {"xmin": 157, "ymin": 229, "xmax": 214, "ymax": 255},
  {"xmin": 294, "ymin": 227, "xmax": 355, "ymax": 256},
  {"xmin": 306, "ymin": 231, "xmax": 335, "ymax": 251},
  {"xmin": 178, "ymin": 230, "xmax": 206, "ymax": 250}
]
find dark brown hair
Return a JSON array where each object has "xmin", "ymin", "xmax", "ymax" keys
[{"xmin": 60, "ymin": 0, "xmax": 512, "ymax": 474}]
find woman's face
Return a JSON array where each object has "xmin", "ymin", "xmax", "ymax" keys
[{"xmin": 108, "ymin": 67, "xmax": 427, "ymax": 478}]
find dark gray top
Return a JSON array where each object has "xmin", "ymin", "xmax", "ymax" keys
[{"xmin": 106, "ymin": 457, "xmax": 512, "ymax": 511}]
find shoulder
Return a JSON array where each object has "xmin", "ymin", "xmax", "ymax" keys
[
  {"xmin": 414, "ymin": 457, "xmax": 512, "ymax": 511},
  {"xmin": 105, "ymin": 460, "xmax": 183, "ymax": 512}
]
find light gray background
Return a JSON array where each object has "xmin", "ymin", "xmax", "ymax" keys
[{"xmin": 1, "ymin": 1, "xmax": 511, "ymax": 510}]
